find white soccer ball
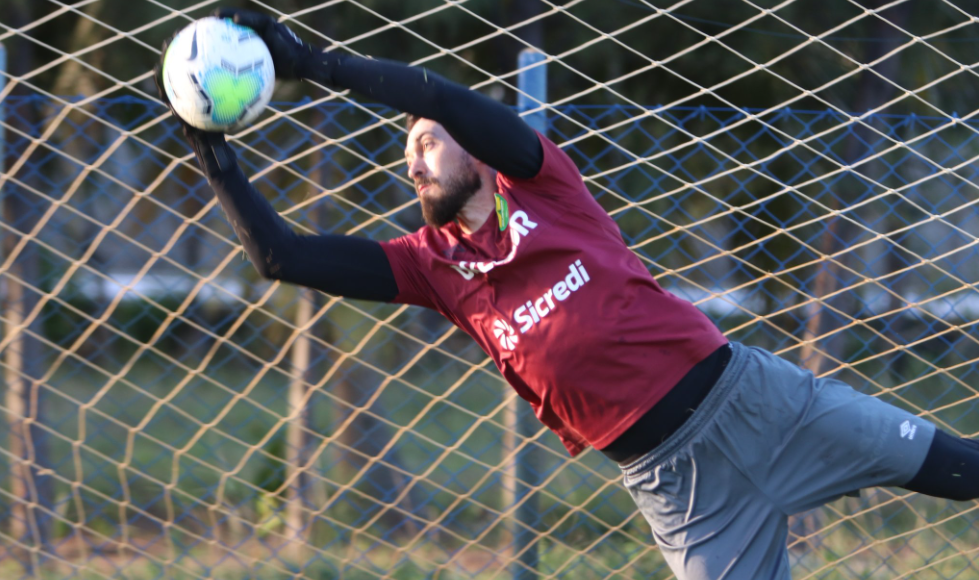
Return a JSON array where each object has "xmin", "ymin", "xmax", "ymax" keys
[{"xmin": 162, "ymin": 17, "xmax": 275, "ymax": 132}]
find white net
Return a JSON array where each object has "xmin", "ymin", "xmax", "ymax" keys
[{"xmin": 3, "ymin": 1, "xmax": 979, "ymax": 579}]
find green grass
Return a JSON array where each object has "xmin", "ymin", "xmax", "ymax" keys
[{"xmin": 7, "ymin": 316, "xmax": 979, "ymax": 580}]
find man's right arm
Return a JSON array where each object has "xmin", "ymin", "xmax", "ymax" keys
[
  {"xmin": 189, "ymin": 131, "xmax": 400, "ymax": 302},
  {"xmin": 217, "ymin": 8, "xmax": 545, "ymax": 180},
  {"xmin": 308, "ymin": 55, "xmax": 544, "ymax": 180}
]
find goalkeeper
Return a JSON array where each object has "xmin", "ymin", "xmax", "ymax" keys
[{"xmin": 157, "ymin": 10, "xmax": 979, "ymax": 580}]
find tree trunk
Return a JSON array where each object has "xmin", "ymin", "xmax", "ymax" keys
[
  {"xmin": 1, "ymin": 0, "xmax": 57, "ymax": 572},
  {"xmin": 792, "ymin": 0, "xmax": 912, "ymax": 552},
  {"xmin": 799, "ymin": 0, "xmax": 912, "ymax": 375}
]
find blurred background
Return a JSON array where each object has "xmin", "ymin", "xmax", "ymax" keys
[{"xmin": 4, "ymin": 0, "xmax": 979, "ymax": 578}]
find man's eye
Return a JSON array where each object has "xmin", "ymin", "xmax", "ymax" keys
[{"xmin": 423, "ymin": 141, "xmax": 435, "ymax": 150}]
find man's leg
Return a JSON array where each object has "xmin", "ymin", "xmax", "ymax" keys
[
  {"xmin": 620, "ymin": 344, "xmax": 796, "ymax": 579},
  {"xmin": 620, "ymin": 342, "xmax": 943, "ymax": 580},
  {"xmin": 711, "ymin": 346, "xmax": 936, "ymax": 516},
  {"xmin": 624, "ymin": 436, "xmax": 792, "ymax": 580},
  {"xmin": 622, "ymin": 343, "xmax": 979, "ymax": 580}
]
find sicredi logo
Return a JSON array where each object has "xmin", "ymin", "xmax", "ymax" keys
[
  {"xmin": 450, "ymin": 210, "xmax": 538, "ymax": 280},
  {"xmin": 514, "ymin": 260, "xmax": 590, "ymax": 334},
  {"xmin": 493, "ymin": 319, "xmax": 518, "ymax": 351}
]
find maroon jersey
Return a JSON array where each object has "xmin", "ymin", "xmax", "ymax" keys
[{"xmin": 380, "ymin": 134, "xmax": 727, "ymax": 455}]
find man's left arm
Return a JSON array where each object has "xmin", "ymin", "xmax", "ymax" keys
[{"xmin": 217, "ymin": 9, "xmax": 544, "ymax": 180}]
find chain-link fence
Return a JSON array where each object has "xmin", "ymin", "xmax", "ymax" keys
[{"xmin": 3, "ymin": 95, "xmax": 979, "ymax": 579}]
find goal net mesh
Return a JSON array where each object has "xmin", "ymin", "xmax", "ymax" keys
[{"xmin": 2, "ymin": 1, "xmax": 979, "ymax": 579}]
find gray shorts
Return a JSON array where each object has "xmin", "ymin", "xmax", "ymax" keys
[{"xmin": 621, "ymin": 342, "xmax": 935, "ymax": 580}]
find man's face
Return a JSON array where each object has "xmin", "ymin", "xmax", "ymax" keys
[{"xmin": 405, "ymin": 119, "xmax": 482, "ymax": 228}]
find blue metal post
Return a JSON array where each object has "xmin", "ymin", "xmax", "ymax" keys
[
  {"xmin": 1, "ymin": 43, "xmax": 6, "ymax": 170},
  {"xmin": 517, "ymin": 49, "xmax": 547, "ymax": 133},
  {"xmin": 511, "ymin": 47, "xmax": 546, "ymax": 580}
]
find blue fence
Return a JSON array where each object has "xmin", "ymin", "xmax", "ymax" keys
[{"xmin": 2, "ymin": 96, "xmax": 979, "ymax": 579}]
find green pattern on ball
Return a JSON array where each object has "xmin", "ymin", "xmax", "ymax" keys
[{"xmin": 201, "ymin": 68, "xmax": 263, "ymax": 126}]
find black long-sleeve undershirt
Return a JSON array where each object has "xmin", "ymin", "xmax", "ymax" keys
[
  {"xmin": 205, "ymin": 158, "xmax": 399, "ymax": 301},
  {"xmin": 903, "ymin": 429, "xmax": 979, "ymax": 501},
  {"xmin": 195, "ymin": 55, "xmax": 543, "ymax": 301},
  {"xmin": 306, "ymin": 53, "xmax": 544, "ymax": 179}
]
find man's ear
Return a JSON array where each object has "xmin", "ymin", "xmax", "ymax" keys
[
  {"xmin": 468, "ymin": 153, "xmax": 491, "ymax": 173},
  {"xmin": 478, "ymin": 158, "xmax": 498, "ymax": 181}
]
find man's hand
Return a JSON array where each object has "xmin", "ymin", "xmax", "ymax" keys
[
  {"xmin": 154, "ymin": 37, "xmax": 235, "ymax": 175},
  {"xmin": 153, "ymin": 35, "xmax": 196, "ymax": 129},
  {"xmin": 213, "ymin": 8, "xmax": 321, "ymax": 81}
]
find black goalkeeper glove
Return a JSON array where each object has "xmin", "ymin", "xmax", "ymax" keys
[
  {"xmin": 212, "ymin": 8, "xmax": 334, "ymax": 83},
  {"xmin": 153, "ymin": 35, "xmax": 236, "ymax": 177}
]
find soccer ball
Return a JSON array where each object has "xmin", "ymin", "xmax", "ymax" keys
[{"xmin": 162, "ymin": 17, "xmax": 275, "ymax": 132}]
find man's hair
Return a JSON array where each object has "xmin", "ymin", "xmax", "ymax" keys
[{"xmin": 405, "ymin": 113, "xmax": 420, "ymax": 131}]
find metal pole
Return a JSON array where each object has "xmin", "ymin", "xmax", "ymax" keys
[
  {"xmin": 1, "ymin": 44, "xmax": 6, "ymax": 193},
  {"xmin": 508, "ymin": 47, "xmax": 546, "ymax": 580},
  {"xmin": 517, "ymin": 49, "xmax": 547, "ymax": 133},
  {"xmin": 0, "ymin": 43, "xmax": 6, "ymax": 150}
]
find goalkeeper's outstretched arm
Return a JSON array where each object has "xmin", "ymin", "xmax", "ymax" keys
[
  {"xmin": 307, "ymin": 55, "xmax": 544, "ymax": 179},
  {"xmin": 167, "ymin": 7, "xmax": 551, "ymax": 302},
  {"xmin": 219, "ymin": 8, "xmax": 545, "ymax": 180},
  {"xmin": 188, "ymin": 131, "xmax": 399, "ymax": 302},
  {"xmin": 153, "ymin": 19, "xmax": 400, "ymax": 301}
]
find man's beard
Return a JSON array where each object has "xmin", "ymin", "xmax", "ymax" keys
[{"xmin": 417, "ymin": 159, "xmax": 482, "ymax": 228}]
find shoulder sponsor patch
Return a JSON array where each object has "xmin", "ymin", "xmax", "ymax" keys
[{"xmin": 495, "ymin": 193, "xmax": 509, "ymax": 231}]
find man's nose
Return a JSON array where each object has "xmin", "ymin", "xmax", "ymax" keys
[{"xmin": 409, "ymin": 157, "xmax": 427, "ymax": 178}]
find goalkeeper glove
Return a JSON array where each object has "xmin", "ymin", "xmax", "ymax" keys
[
  {"xmin": 212, "ymin": 8, "xmax": 334, "ymax": 84},
  {"xmin": 153, "ymin": 34, "xmax": 236, "ymax": 176}
]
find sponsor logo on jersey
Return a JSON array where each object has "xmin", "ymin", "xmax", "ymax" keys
[
  {"xmin": 513, "ymin": 260, "xmax": 590, "ymax": 334},
  {"xmin": 493, "ymin": 319, "xmax": 518, "ymax": 350},
  {"xmin": 450, "ymin": 209, "xmax": 538, "ymax": 280},
  {"xmin": 900, "ymin": 419, "xmax": 916, "ymax": 440},
  {"xmin": 495, "ymin": 193, "xmax": 509, "ymax": 232}
]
